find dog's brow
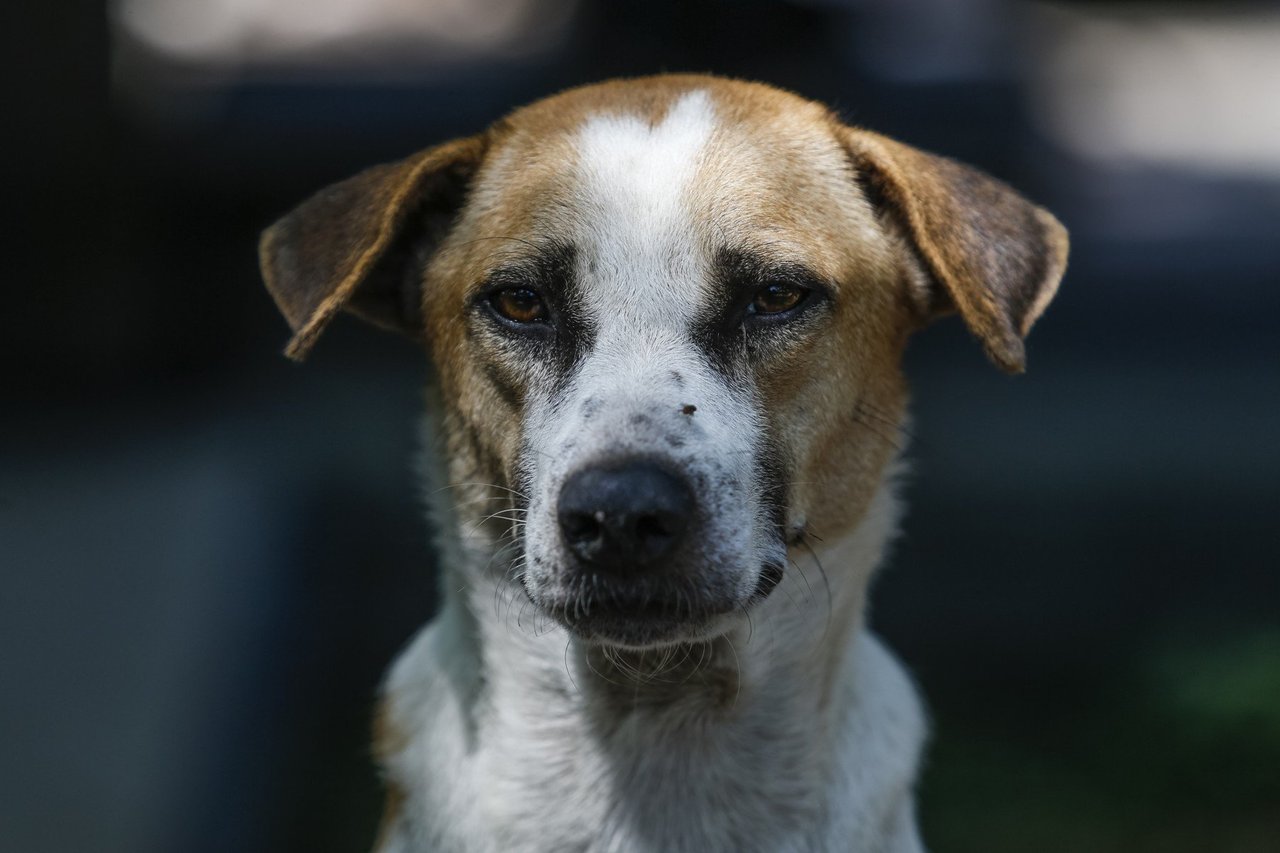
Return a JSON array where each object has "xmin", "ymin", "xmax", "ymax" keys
[
  {"xmin": 714, "ymin": 246, "xmax": 832, "ymax": 293},
  {"xmin": 472, "ymin": 243, "xmax": 577, "ymax": 297}
]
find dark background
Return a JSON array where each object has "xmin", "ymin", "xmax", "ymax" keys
[{"xmin": 5, "ymin": 1, "xmax": 1279, "ymax": 851}]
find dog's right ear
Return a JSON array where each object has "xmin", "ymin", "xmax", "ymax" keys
[{"xmin": 259, "ymin": 133, "xmax": 489, "ymax": 360}]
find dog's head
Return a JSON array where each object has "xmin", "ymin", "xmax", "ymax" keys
[{"xmin": 261, "ymin": 76, "xmax": 1066, "ymax": 649}]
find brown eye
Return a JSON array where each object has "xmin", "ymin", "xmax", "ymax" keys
[
  {"xmin": 750, "ymin": 282, "xmax": 807, "ymax": 316},
  {"xmin": 489, "ymin": 287, "xmax": 547, "ymax": 324}
]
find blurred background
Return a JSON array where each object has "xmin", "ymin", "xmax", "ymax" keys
[{"xmin": 4, "ymin": 1, "xmax": 1279, "ymax": 851}]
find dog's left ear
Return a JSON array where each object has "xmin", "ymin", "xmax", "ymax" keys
[
  {"xmin": 259, "ymin": 133, "xmax": 489, "ymax": 360},
  {"xmin": 842, "ymin": 129, "xmax": 1068, "ymax": 373}
]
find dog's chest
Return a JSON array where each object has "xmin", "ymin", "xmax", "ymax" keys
[
  {"xmin": 379, "ymin": 606, "xmax": 926, "ymax": 853},
  {"xmin": 481, "ymin": 703, "xmax": 826, "ymax": 852}
]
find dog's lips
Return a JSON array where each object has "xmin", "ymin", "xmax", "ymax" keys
[
  {"xmin": 534, "ymin": 562, "xmax": 782, "ymax": 647},
  {"xmin": 563, "ymin": 609, "xmax": 709, "ymax": 647},
  {"xmin": 552, "ymin": 592, "xmax": 733, "ymax": 644}
]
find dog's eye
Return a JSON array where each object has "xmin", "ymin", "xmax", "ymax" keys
[
  {"xmin": 489, "ymin": 287, "xmax": 547, "ymax": 324},
  {"xmin": 750, "ymin": 282, "xmax": 808, "ymax": 316}
]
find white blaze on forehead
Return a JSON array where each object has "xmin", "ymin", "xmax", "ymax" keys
[{"xmin": 571, "ymin": 89, "xmax": 718, "ymax": 326}]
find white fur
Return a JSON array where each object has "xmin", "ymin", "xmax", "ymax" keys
[
  {"xmin": 520, "ymin": 91, "xmax": 780, "ymax": 616},
  {"xmin": 376, "ymin": 92, "xmax": 929, "ymax": 852}
]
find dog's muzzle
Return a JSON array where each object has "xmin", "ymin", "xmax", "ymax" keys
[{"xmin": 543, "ymin": 455, "xmax": 756, "ymax": 646}]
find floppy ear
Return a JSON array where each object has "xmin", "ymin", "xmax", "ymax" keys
[
  {"xmin": 259, "ymin": 133, "xmax": 489, "ymax": 360},
  {"xmin": 842, "ymin": 129, "xmax": 1068, "ymax": 373}
]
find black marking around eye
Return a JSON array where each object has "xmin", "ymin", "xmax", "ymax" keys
[
  {"xmin": 691, "ymin": 247, "xmax": 833, "ymax": 374},
  {"xmin": 757, "ymin": 432, "xmax": 792, "ymax": 538},
  {"xmin": 481, "ymin": 360, "xmax": 523, "ymax": 409},
  {"xmin": 470, "ymin": 242, "xmax": 595, "ymax": 397}
]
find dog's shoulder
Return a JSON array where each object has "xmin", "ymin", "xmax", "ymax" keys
[
  {"xmin": 374, "ymin": 605, "xmax": 487, "ymax": 851},
  {"xmin": 822, "ymin": 633, "xmax": 929, "ymax": 852}
]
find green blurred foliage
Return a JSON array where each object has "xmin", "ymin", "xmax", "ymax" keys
[{"xmin": 919, "ymin": 629, "xmax": 1280, "ymax": 853}]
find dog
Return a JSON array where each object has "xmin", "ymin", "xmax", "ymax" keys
[{"xmin": 260, "ymin": 74, "xmax": 1067, "ymax": 852}]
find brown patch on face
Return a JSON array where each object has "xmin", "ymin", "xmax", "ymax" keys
[
  {"xmin": 754, "ymin": 269, "xmax": 912, "ymax": 546},
  {"xmin": 748, "ymin": 117, "xmax": 1068, "ymax": 539}
]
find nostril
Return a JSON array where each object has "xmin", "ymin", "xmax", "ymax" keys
[
  {"xmin": 632, "ymin": 512, "xmax": 680, "ymax": 550},
  {"xmin": 634, "ymin": 513, "xmax": 674, "ymax": 544},
  {"xmin": 562, "ymin": 511, "xmax": 603, "ymax": 544}
]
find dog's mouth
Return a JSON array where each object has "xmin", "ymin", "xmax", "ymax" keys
[
  {"xmin": 548, "ymin": 588, "xmax": 732, "ymax": 647},
  {"xmin": 533, "ymin": 561, "xmax": 785, "ymax": 648}
]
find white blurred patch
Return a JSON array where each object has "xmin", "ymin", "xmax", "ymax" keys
[
  {"xmin": 113, "ymin": 0, "xmax": 578, "ymax": 66},
  {"xmin": 1031, "ymin": 4, "xmax": 1280, "ymax": 178}
]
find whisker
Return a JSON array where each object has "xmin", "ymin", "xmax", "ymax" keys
[
  {"xmin": 584, "ymin": 646, "xmax": 627, "ymax": 687},
  {"xmin": 798, "ymin": 535, "xmax": 833, "ymax": 637},
  {"xmin": 723, "ymin": 636, "xmax": 742, "ymax": 709},
  {"xmin": 787, "ymin": 553, "xmax": 816, "ymax": 604},
  {"xmin": 432, "ymin": 481, "xmax": 530, "ymax": 500},
  {"xmin": 847, "ymin": 408, "xmax": 909, "ymax": 454}
]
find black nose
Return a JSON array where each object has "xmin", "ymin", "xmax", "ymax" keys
[{"xmin": 557, "ymin": 460, "xmax": 694, "ymax": 571}]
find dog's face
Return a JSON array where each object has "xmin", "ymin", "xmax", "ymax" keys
[{"xmin": 261, "ymin": 76, "xmax": 1067, "ymax": 649}]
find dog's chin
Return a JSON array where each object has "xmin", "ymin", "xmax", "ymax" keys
[
  {"xmin": 562, "ymin": 610, "xmax": 721, "ymax": 650},
  {"xmin": 533, "ymin": 560, "xmax": 785, "ymax": 651}
]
